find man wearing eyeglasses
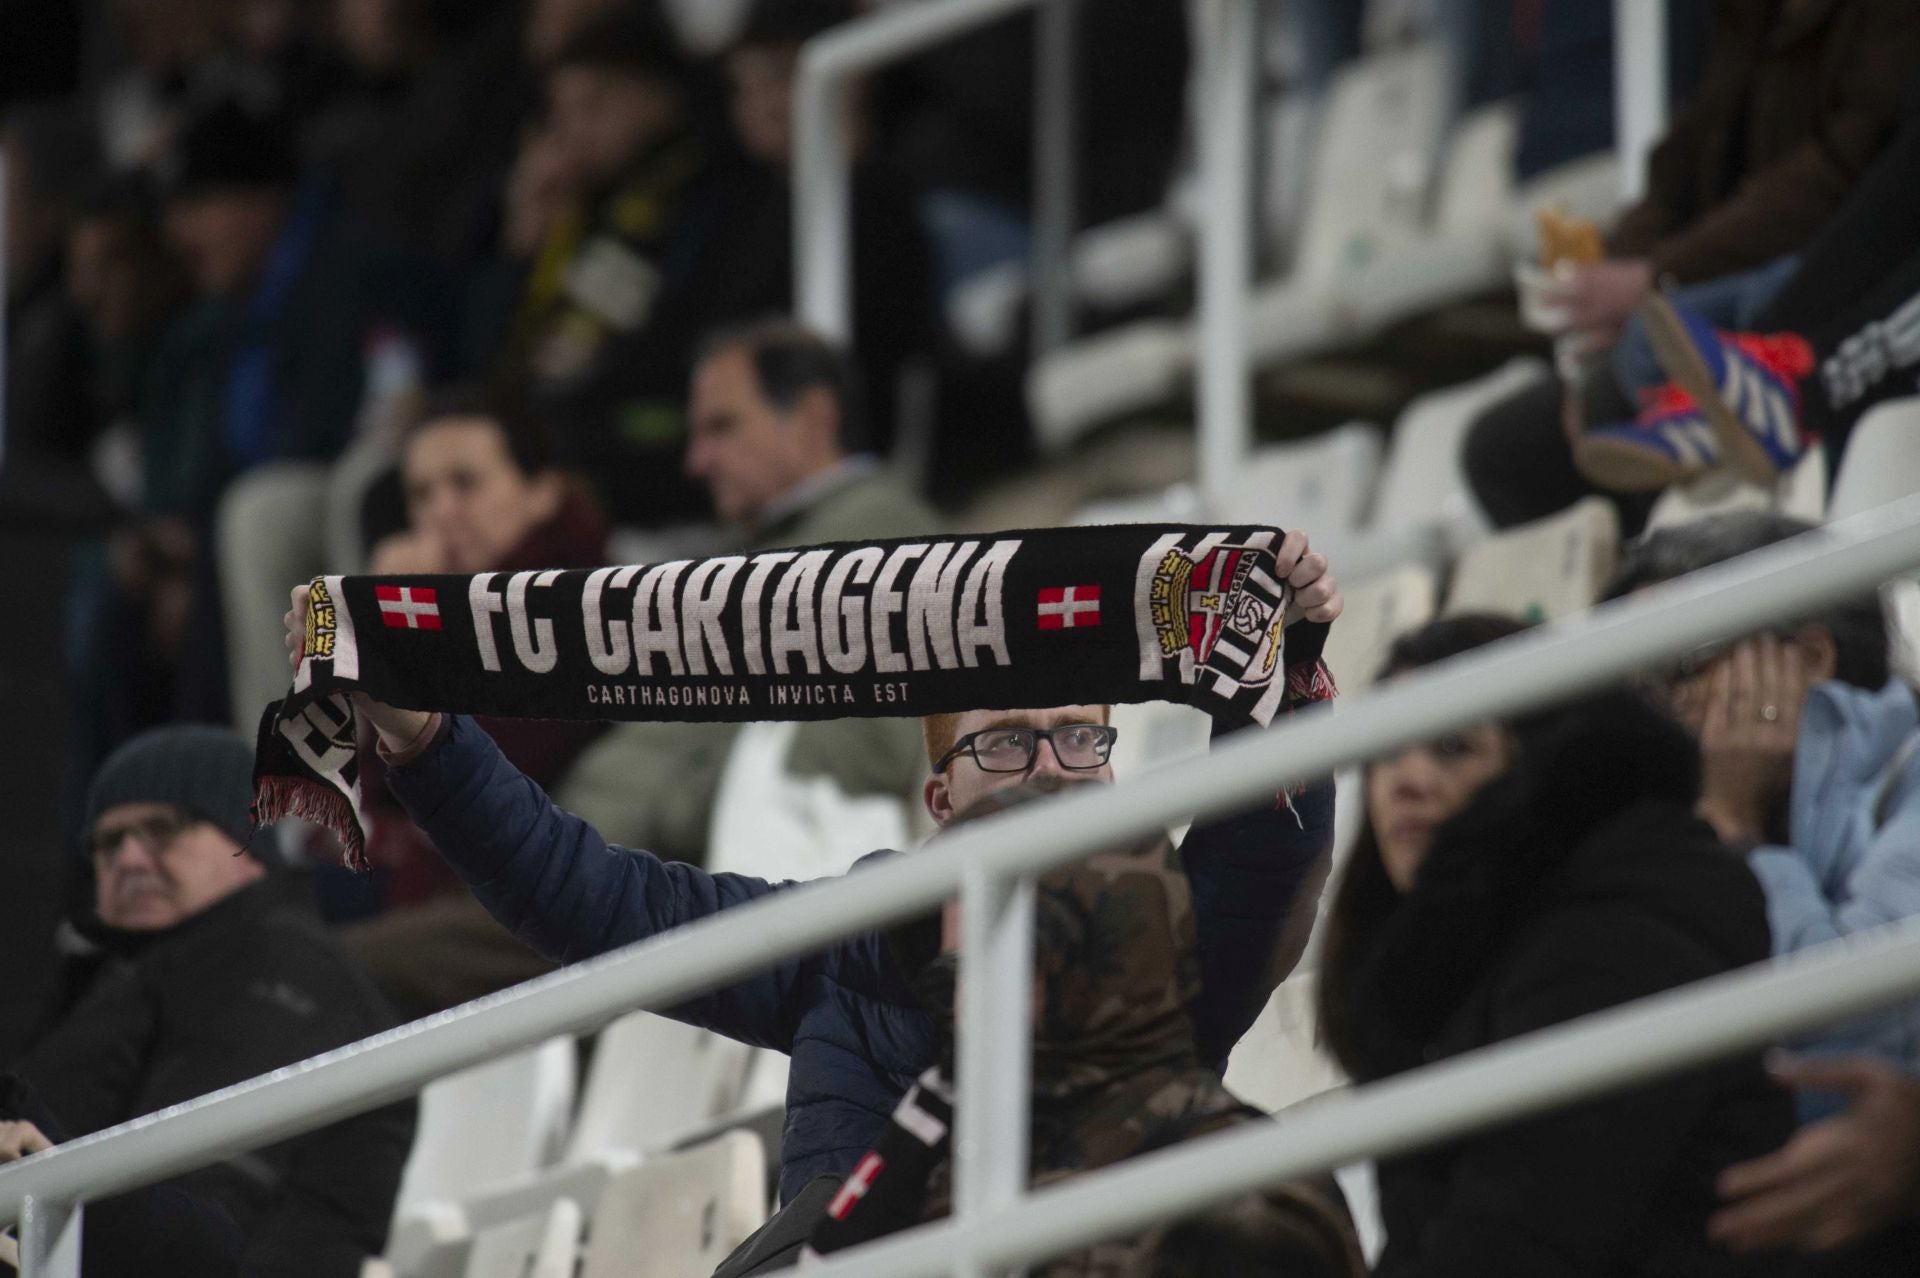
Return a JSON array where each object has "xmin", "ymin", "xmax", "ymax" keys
[
  {"xmin": 0, "ymin": 725, "xmax": 415, "ymax": 1277},
  {"xmin": 284, "ymin": 532, "xmax": 1342, "ymax": 1203}
]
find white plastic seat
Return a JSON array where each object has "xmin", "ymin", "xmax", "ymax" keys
[
  {"xmin": 565, "ymin": 1011, "xmax": 756, "ymax": 1165},
  {"xmin": 1070, "ymin": 482, "xmax": 1204, "ymax": 528},
  {"xmin": 579, "ymin": 1131, "xmax": 768, "ymax": 1278},
  {"xmin": 1829, "ymin": 397, "xmax": 1920, "ymax": 684},
  {"xmin": 1224, "ymin": 972, "xmax": 1346, "ymax": 1114},
  {"xmin": 707, "ymin": 720, "xmax": 911, "ymax": 884},
  {"xmin": 1216, "ymin": 421, "xmax": 1386, "ymax": 533},
  {"xmin": 386, "ymin": 1038, "xmax": 577, "ymax": 1278},
  {"xmin": 394, "ymin": 1038, "xmax": 576, "ymax": 1219},
  {"xmin": 1644, "ymin": 445, "xmax": 1828, "ymax": 532},
  {"xmin": 1320, "ymin": 564, "xmax": 1439, "ymax": 695},
  {"xmin": 1444, "ymin": 497, "xmax": 1620, "ymax": 622},
  {"xmin": 1370, "ymin": 357, "xmax": 1546, "ymax": 543},
  {"xmin": 1829, "ymin": 397, "xmax": 1920, "ymax": 520},
  {"xmin": 1028, "ymin": 320, "xmax": 1195, "ymax": 452},
  {"xmin": 1029, "ymin": 42, "xmax": 1451, "ymax": 447},
  {"xmin": 1343, "ymin": 101, "xmax": 1519, "ymax": 337},
  {"xmin": 461, "ymin": 1199, "xmax": 581, "ymax": 1278}
]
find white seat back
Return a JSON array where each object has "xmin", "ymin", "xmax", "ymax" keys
[
  {"xmin": 1224, "ymin": 972, "xmax": 1347, "ymax": 1115},
  {"xmin": 1433, "ymin": 102, "xmax": 1518, "ymax": 237},
  {"xmin": 1292, "ymin": 42, "xmax": 1452, "ymax": 288},
  {"xmin": 1830, "ymin": 397, "xmax": 1920, "ymax": 520},
  {"xmin": 1371, "ymin": 357, "xmax": 1547, "ymax": 538},
  {"xmin": 1216, "ymin": 422, "xmax": 1386, "ymax": 533},
  {"xmin": 707, "ymin": 720, "xmax": 910, "ymax": 883},
  {"xmin": 461, "ymin": 1199, "xmax": 581, "ymax": 1278},
  {"xmin": 1445, "ymin": 497, "xmax": 1620, "ymax": 622},
  {"xmin": 579, "ymin": 1132, "xmax": 768, "ymax": 1278},
  {"xmin": 566, "ymin": 1012, "xmax": 755, "ymax": 1164},
  {"xmin": 1321, "ymin": 564, "xmax": 1439, "ymax": 695},
  {"xmin": 1645, "ymin": 446, "xmax": 1828, "ymax": 532},
  {"xmin": 1830, "ymin": 398, "xmax": 1920, "ymax": 685},
  {"xmin": 395, "ymin": 1038, "xmax": 576, "ymax": 1218}
]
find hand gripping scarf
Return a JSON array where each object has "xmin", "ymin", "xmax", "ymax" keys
[{"xmin": 252, "ymin": 524, "xmax": 1329, "ymax": 869}]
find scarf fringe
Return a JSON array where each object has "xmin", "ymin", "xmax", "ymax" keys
[{"xmin": 252, "ymin": 776, "xmax": 369, "ymax": 874}]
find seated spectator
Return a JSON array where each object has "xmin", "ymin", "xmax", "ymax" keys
[
  {"xmin": 1315, "ymin": 614, "xmax": 1797, "ymax": 1276},
  {"xmin": 1, "ymin": 725, "xmax": 415, "ymax": 1277},
  {"xmin": 278, "ymin": 533, "xmax": 1342, "ymax": 1203},
  {"xmin": 787, "ymin": 783, "xmax": 1363, "ymax": 1277},
  {"xmin": 703, "ymin": 0, "xmax": 939, "ymax": 457},
  {"xmin": 552, "ymin": 319, "xmax": 941, "ymax": 860},
  {"xmin": 330, "ymin": 387, "xmax": 611, "ymax": 1016},
  {"xmin": 492, "ymin": 11, "xmax": 737, "ymax": 527},
  {"xmin": 1576, "ymin": 92, "xmax": 1920, "ymax": 487},
  {"xmin": 1606, "ymin": 514, "xmax": 1920, "ymax": 1094},
  {"xmin": 1464, "ymin": 0, "xmax": 1920, "ymax": 535}
]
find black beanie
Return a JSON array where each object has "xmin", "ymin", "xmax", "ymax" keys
[{"xmin": 84, "ymin": 724, "xmax": 266, "ymax": 859}]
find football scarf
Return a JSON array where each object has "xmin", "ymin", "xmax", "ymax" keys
[{"xmin": 253, "ymin": 524, "xmax": 1327, "ymax": 869}]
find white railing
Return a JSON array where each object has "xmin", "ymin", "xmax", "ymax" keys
[{"xmin": 7, "ymin": 494, "xmax": 1920, "ymax": 1276}]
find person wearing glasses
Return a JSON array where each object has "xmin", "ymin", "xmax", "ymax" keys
[
  {"xmin": 280, "ymin": 532, "xmax": 1342, "ymax": 1206},
  {"xmin": 0, "ymin": 725, "xmax": 415, "ymax": 1277}
]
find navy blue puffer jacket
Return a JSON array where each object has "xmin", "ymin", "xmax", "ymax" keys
[{"xmin": 386, "ymin": 714, "xmax": 1332, "ymax": 1201}]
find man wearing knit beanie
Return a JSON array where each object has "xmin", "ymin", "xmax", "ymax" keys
[
  {"xmin": 0, "ymin": 725, "xmax": 415, "ymax": 1277},
  {"xmin": 82, "ymin": 723, "xmax": 273, "ymax": 931}
]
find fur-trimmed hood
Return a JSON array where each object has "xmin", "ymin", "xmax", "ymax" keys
[{"xmin": 1341, "ymin": 689, "xmax": 1771, "ymax": 1082}]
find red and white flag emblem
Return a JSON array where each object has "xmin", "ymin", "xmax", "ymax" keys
[
  {"xmin": 375, "ymin": 585, "xmax": 442, "ymax": 630},
  {"xmin": 1037, "ymin": 584, "xmax": 1101, "ymax": 629},
  {"xmin": 827, "ymin": 1152, "xmax": 886, "ymax": 1220}
]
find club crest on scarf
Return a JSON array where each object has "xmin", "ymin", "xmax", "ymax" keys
[{"xmin": 1146, "ymin": 543, "xmax": 1285, "ymax": 686}]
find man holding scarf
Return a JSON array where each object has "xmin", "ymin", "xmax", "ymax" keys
[{"xmin": 274, "ymin": 530, "xmax": 1341, "ymax": 1201}]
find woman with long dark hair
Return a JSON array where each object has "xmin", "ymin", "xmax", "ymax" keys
[{"xmin": 1315, "ymin": 614, "xmax": 1796, "ymax": 1276}]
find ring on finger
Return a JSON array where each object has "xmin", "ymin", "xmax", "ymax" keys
[{"xmin": 1759, "ymin": 704, "xmax": 1779, "ymax": 722}]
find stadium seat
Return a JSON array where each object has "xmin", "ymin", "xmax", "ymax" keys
[
  {"xmin": 461, "ymin": 1199, "xmax": 581, "ymax": 1278},
  {"xmin": 1829, "ymin": 397, "xmax": 1920, "ymax": 520},
  {"xmin": 1829, "ymin": 397, "xmax": 1920, "ymax": 684},
  {"xmin": 1644, "ymin": 446, "xmax": 1828, "ymax": 532},
  {"xmin": 1444, "ymin": 497, "xmax": 1620, "ymax": 621},
  {"xmin": 385, "ymin": 1038, "xmax": 578, "ymax": 1278},
  {"xmin": 1370, "ymin": 357, "xmax": 1544, "ymax": 540},
  {"xmin": 1224, "ymin": 972, "xmax": 1345, "ymax": 1114},
  {"xmin": 1028, "ymin": 41, "xmax": 1452, "ymax": 446},
  {"xmin": 1106, "ymin": 700, "xmax": 1214, "ymax": 781},
  {"xmin": 579, "ymin": 1131, "xmax": 768, "ymax": 1278},
  {"xmin": 564, "ymin": 1012, "xmax": 756, "ymax": 1165},
  {"xmin": 1343, "ymin": 101, "xmax": 1519, "ymax": 338},
  {"xmin": 1320, "ymin": 563, "xmax": 1439, "ymax": 695},
  {"xmin": 707, "ymin": 721, "xmax": 912, "ymax": 883},
  {"xmin": 394, "ymin": 1038, "xmax": 577, "ymax": 1219},
  {"xmin": 1216, "ymin": 422, "xmax": 1386, "ymax": 532}
]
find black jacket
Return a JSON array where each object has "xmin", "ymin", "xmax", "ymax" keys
[
  {"xmin": 8, "ymin": 878, "xmax": 416, "ymax": 1278},
  {"xmin": 1343, "ymin": 693, "xmax": 1795, "ymax": 1278}
]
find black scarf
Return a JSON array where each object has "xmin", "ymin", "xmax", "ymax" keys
[{"xmin": 252, "ymin": 524, "xmax": 1325, "ymax": 869}]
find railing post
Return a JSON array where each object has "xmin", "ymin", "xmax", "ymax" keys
[
  {"xmin": 1030, "ymin": 0, "xmax": 1081, "ymax": 360},
  {"xmin": 1195, "ymin": 0, "xmax": 1257, "ymax": 515},
  {"xmin": 794, "ymin": 57, "xmax": 853, "ymax": 343},
  {"xmin": 1612, "ymin": 0, "xmax": 1668, "ymax": 202},
  {"xmin": 17, "ymin": 1196, "xmax": 81, "ymax": 1278},
  {"xmin": 953, "ymin": 864, "xmax": 1035, "ymax": 1278}
]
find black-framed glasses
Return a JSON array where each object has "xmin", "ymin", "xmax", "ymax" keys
[
  {"xmin": 933, "ymin": 724, "xmax": 1119, "ymax": 775},
  {"xmin": 91, "ymin": 807, "xmax": 197, "ymax": 860}
]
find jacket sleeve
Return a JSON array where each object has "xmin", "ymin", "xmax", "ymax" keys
[
  {"xmin": 1379, "ymin": 908, "xmax": 1749, "ymax": 1278},
  {"xmin": 383, "ymin": 713, "xmax": 812, "ymax": 1050},
  {"xmin": 1748, "ymin": 762, "xmax": 1920, "ymax": 953},
  {"xmin": 1180, "ymin": 711, "xmax": 1337, "ymax": 1070},
  {"xmin": 1635, "ymin": 10, "xmax": 1920, "ymax": 282}
]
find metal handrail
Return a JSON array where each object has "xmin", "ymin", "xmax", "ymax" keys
[{"xmin": 6, "ymin": 493, "xmax": 1920, "ymax": 1276}]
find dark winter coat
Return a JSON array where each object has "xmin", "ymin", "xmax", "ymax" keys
[
  {"xmin": 383, "ymin": 712, "xmax": 1334, "ymax": 1203},
  {"xmin": 1333, "ymin": 692, "xmax": 1795, "ymax": 1278},
  {"xmin": 1607, "ymin": 0, "xmax": 1920, "ymax": 283},
  {"xmin": 7, "ymin": 878, "xmax": 416, "ymax": 1277}
]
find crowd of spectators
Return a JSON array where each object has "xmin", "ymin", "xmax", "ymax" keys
[{"xmin": 8, "ymin": 1, "xmax": 1920, "ymax": 1276}]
